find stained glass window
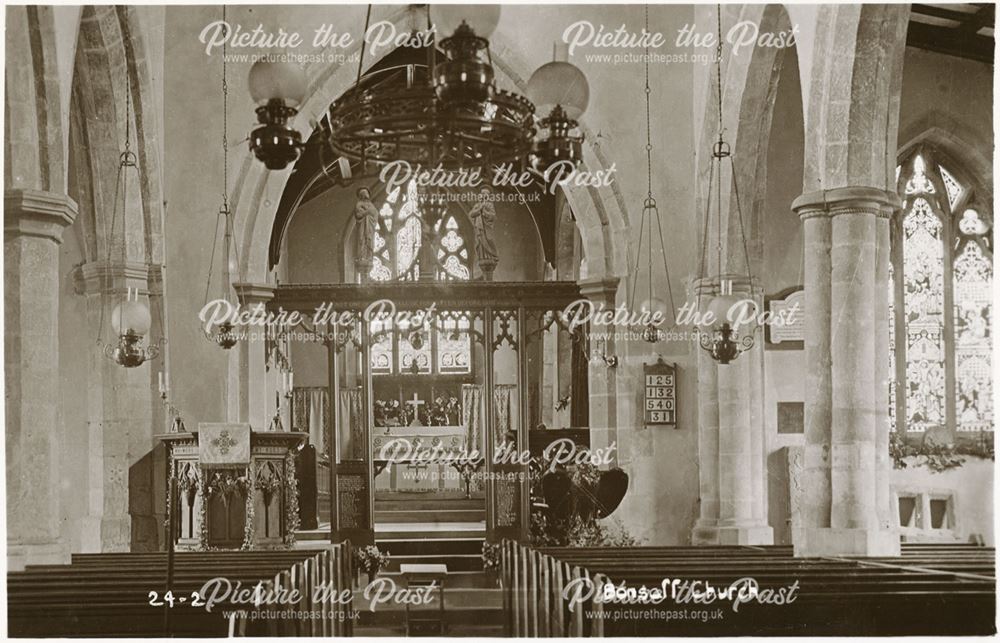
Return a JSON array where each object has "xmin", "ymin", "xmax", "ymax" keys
[
  {"xmin": 890, "ymin": 151, "xmax": 993, "ymax": 434},
  {"xmin": 397, "ymin": 319, "xmax": 433, "ymax": 374},
  {"xmin": 370, "ymin": 318, "xmax": 394, "ymax": 375},
  {"xmin": 954, "ymin": 241, "xmax": 992, "ymax": 432},
  {"xmin": 437, "ymin": 316, "xmax": 472, "ymax": 374},
  {"xmin": 366, "ymin": 180, "xmax": 471, "ymax": 282},
  {"xmin": 364, "ymin": 180, "xmax": 473, "ymax": 375},
  {"xmin": 939, "ymin": 166, "xmax": 963, "ymax": 210},
  {"xmin": 435, "ymin": 216, "xmax": 471, "ymax": 280}
]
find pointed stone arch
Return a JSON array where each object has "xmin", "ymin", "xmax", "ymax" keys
[
  {"xmin": 803, "ymin": 4, "xmax": 910, "ymax": 192},
  {"xmin": 5, "ymin": 6, "xmax": 65, "ymax": 193},
  {"xmin": 694, "ymin": 4, "xmax": 804, "ymax": 275},
  {"xmin": 897, "ymin": 117, "xmax": 994, "ymax": 208}
]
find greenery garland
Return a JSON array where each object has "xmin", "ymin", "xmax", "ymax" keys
[
  {"xmin": 242, "ymin": 465, "xmax": 257, "ymax": 550},
  {"xmin": 890, "ymin": 431, "xmax": 995, "ymax": 472},
  {"xmin": 283, "ymin": 452, "xmax": 300, "ymax": 546}
]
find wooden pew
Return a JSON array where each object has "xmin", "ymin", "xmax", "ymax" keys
[
  {"xmin": 501, "ymin": 542, "xmax": 995, "ymax": 636},
  {"xmin": 9, "ymin": 545, "xmax": 354, "ymax": 637}
]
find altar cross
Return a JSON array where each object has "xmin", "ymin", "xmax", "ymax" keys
[{"xmin": 405, "ymin": 393, "xmax": 425, "ymax": 426}]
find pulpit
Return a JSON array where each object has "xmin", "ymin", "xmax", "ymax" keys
[{"xmin": 159, "ymin": 424, "xmax": 307, "ymax": 551}]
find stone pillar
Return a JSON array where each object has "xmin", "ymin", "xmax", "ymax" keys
[
  {"xmin": 791, "ymin": 187, "xmax": 900, "ymax": 556},
  {"xmin": 691, "ymin": 276, "xmax": 772, "ymax": 545},
  {"xmin": 693, "ymin": 315, "xmax": 721, "ymax": 537},
  {"xmin": 75, "ymin": 260, "xmax": 157, "ymax": 552},
  {"xmin": 233, "ymin": 283, "xmax": 275, "ymax": 431},
  {"xmin": 5, "ymin": 189, "xmax": 77, "ymax": 570},
  {"xmin": 578, "ymin": 277, "xmax": 619, "ymax": 461}
]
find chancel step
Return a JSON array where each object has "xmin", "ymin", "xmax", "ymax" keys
[
  {"xmin": 374, "ymin": 498, "xmax": 484, "ymax": 511},
  {"xmin": 377, "ymin": 537, "xmax": 484, "ymax": 557},
  {"xmin": 375, "ymin": 508, "xmax": 486, "ymax": 523}
]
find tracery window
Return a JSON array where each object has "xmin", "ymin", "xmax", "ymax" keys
[
  {"xmin": 366, "ymin": 180, "xmax": 473, "ymax": 375},
  {"xmin": 368, "ymin": 180, "xmax": 473, "ymax": 282},
  {"xmin": 890, "ymin": 149, "xmax": 993, "ymax": 434}
]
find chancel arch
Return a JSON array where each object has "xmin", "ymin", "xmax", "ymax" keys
[
  {"xmin": 273, "ymin": 99, "xmax": 588, "ymax": 544},
  {"xmin": 223, "ymin": 11, "xmax": 629, "ymax": 548}
]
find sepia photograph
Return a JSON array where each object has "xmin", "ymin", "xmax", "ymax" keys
[{"xmin": 3, "ymin": 1, "xmax": 996, "ymax": 637}]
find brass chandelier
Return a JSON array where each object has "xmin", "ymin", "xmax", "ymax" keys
[{"xmin": 246, "ymin": 5, "xmax": 589, "ymax": 176}]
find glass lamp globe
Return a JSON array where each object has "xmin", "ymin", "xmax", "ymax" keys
[
  {"xmin": 706, "ymin": 292, "xmax": 738, "ymax": 327},
  {"xmin": 640, "ymin": 297, "xmax": 669, "ymax": 323},
  {"xmin": 526, "ymin": 61, "xmax": 590, "ymax": 121},
  {"xmin": 111, "ymin": 299, "xmax": 152, "ymax": 337},
  {"xmin": 707, "ymin": 292, "xmax": 755, "ymax": 331},
  {"xmin": 432, "ymin": 4, "xmax": 501, "ymax": 39},
  {"xmin": 248, "ymin": 60, "xmax": 308, "ymax": 108}
]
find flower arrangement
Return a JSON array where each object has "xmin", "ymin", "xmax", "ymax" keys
[
  {"xmin": 421, "ymin": 396, "xmax": 461, "ymax": 426},
  {"xmin": 354, "ymin": 544, "xmax": 390, "ymax": 580},
  {"xmin": 374, "ymin": 399, "xmax": 402, "ymax": 427},
  {"xmin": 482, "ymin": 541, "xmax": 502, "ymax": 575}
]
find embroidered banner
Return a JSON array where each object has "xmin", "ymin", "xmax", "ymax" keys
[{"xmin": 198, "ymin": 423, "xmax": 251, "ymax": 468}]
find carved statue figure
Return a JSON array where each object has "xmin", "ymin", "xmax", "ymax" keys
[
  {"xmin": 354, "ymin": 187, "xmax": 379, "ymax": 266},
  {"xmin": 469, "ymin": 188, "xmax": 499, "ymax": 278}
]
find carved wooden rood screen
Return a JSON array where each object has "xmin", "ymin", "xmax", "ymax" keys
[{"xmin": 270, "ymin": 280, "xmax": 587, "ymax": 545}]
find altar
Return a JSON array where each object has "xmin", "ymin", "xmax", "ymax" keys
[
  {"xmin": 372, "ymin": 425, "xmax": 478, "ymax": 495},
  {"xmin": 159, "ymin": 425, "xmax": 307, "ymax": 551}
]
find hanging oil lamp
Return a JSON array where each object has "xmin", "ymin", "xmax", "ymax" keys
[{"xmin": 695, "ymin": 5, "xmax": 758, "ymax": 365}]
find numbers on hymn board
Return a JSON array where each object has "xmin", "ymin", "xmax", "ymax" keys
[
  {"xmin": 643, "ymin": 362, "xmax": 677, "ymax": 426},
  {"xmin": 148, "ymin": 590, "xmax": 205, "ymax": 607}
]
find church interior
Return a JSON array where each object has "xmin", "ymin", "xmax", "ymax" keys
[{"xmin": 5, "ymin": 2, "xmax": 996, "ymax": 637}]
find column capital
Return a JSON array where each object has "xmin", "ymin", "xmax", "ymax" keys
[
  {"xmin": 792, "ymin": 187, "xmax": 901, "ymax": 221},
  {"xmin": 233, "ymin": 282, "xmax": 276, "ymax": 306},
  {"xmin": 73, "ymin": 260, "xmax": 152, "ymax": 296},
  {"xmin": 577, "ymin": 276, "xmax": 619, "ymax": 306},
  {"xmin": 4, "ymin": 189, "xmax": 77, "ymax": 243}
]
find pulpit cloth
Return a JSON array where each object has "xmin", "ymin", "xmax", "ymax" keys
[{"xmin": 198, "ymin": 423, "xmax": 252, "ymax": 468}]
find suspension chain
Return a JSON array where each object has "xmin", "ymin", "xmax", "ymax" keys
[{"xmin": 221, "ymin": 5, "xmax": 229, "ymax": 213}]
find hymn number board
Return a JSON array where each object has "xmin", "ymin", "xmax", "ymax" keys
[{"xmin": 644, "ymin": 360, "xmax": 677, "ymax": 427}]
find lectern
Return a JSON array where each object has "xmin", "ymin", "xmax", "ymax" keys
[{"xmin": 159, "ymin": 424, "xmax": 307, "ymax": 550}]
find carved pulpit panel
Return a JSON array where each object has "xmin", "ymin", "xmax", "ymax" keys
[{"xmin": 160, "ymin": 429, "xmax": 304, "ymax": 551}]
